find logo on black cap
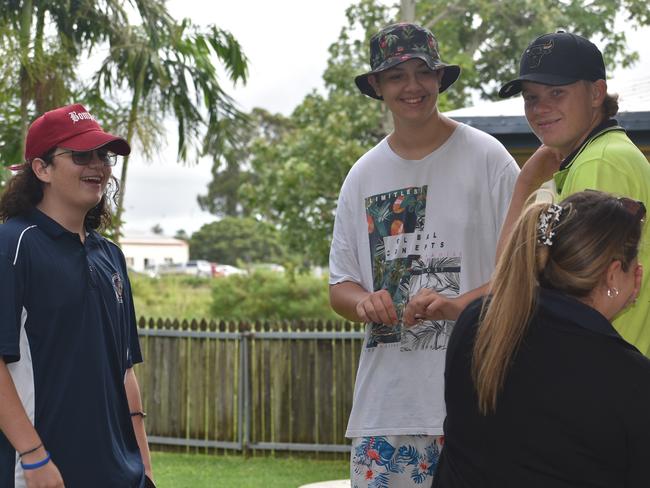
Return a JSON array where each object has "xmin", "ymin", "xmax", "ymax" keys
[
  {"xmin": 526, "ymin": 40, "xmax": 554, "ymax": 69},
  {"xmin": 498, "ymin": 31, "xmax": 606, "ymax": 99}
]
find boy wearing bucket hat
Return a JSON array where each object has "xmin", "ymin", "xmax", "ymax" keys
[
  {"xmin": 0, "ymin": 104, "xmax": 154, "ymax": 487},
  {"xmin": 497, "ymin": 31, "xmax": 650, "ymax": 357},
  {"xmin": 328, "ymin": 23, "xmax": 519, "ymax": 486}
]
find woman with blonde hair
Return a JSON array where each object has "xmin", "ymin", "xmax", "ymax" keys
[{"xmin": 434, "ymin": 190, "xmax": 650, "ymax": 487}]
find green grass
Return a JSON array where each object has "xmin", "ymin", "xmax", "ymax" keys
[
  {"xmin": 129, "ymin": 274, "xmax": 214, "ymax": 321},
  {"xmin": 151, "ymin": 452, "xmax": 349, "ymax": 488},
  {"xmin": 129, "ymin": 271, "xmax": 338, "ymax": 323}
]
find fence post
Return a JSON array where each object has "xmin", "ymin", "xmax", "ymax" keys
[{"xmin": 239, "ymin": 322, "xmax": 251, "ymax": 456}]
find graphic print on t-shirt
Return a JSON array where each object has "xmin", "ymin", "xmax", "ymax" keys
[{"xmin": 365, "ymin": 185, "xmax": 460, "ymax": 351}]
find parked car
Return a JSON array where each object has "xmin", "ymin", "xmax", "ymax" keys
[
  {"xmin": 249, "ymin": 263, "xmax": 285, "ymax": 273},
  {"xmin": 157, "ymin": 260, "xmax": 212, "ymax": 278},
  {"xmin": 156, "ymin": 262, "xmax": 185, "ymax": 276},
  {"xmin": 211, "ymin": 263, "xmax": 247, "ymax": 277},
  {"xmin": 185, "ymin": 260, "xmax": 212, "ymax": 277}
]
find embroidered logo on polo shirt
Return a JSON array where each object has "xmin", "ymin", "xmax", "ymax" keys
[{"xmin": 111, "ymin": 272, "xmax": 124, "ymax": 304}]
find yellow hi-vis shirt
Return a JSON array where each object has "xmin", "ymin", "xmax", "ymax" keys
[{"xmin": 554, "ymin": 126, "xmax": 650, "ymax": 357}]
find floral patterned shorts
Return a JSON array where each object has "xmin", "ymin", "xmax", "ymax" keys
[{"xmin": 351, "ymin": 435, "xmax": 444, "ymax": 488}]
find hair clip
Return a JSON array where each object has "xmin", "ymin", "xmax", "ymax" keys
[{"xmin": 537, "ymin": 203, "xmax": 564, "ymax": 247}]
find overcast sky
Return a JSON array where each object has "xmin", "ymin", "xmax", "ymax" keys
[
  {"xmin": 118, "ymin": 2, "xmax": 650, "ymax": 237},
  {"xmin": 120, "ymin": 0, "xmax": 373, "ymax": 236}
]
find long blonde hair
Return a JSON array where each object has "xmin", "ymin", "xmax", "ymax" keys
[{"xmin": 472, "ymin": 190, "xmax": 643, "ymax": 414}]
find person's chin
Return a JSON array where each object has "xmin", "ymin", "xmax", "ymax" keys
[
  {"xmin": 81, "ymin": 195, "xmax": 104, "ymax": 211},
  {"xmin": 536, "ymin": 131, "xmax": 563, "ymax": 150}
]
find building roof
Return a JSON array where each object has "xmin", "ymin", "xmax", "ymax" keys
[
  {"xmin": 120, "ymin": 230, "xmax": 188, "ymax": 247},
  {"xmin": 445, "ymin": 74, "xmax": 650, "ymax": 151},
  {"xmin": 447, "ymin": 74, "xmax": 650, "ymax": 117}
]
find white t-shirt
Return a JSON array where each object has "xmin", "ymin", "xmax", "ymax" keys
[{"xmin": 329, "ymin": 123, "xmax": 519, "ymax": 437}]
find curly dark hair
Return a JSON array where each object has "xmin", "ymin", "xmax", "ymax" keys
[{"xmin": 0, "ymin": 151, "xmax": 120, "ymax": 231}]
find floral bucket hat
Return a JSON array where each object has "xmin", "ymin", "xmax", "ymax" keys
[{"xmin": 355, "ymin": 23, "xmax": 461, "ymax": 100}]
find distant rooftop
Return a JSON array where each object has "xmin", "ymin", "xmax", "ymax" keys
[
  {"xmin": 120, "ymin": 230, "xmax": 188, "ymax": 246},
  {"xmin": 447, "ymin": 74, "xmax": 650, "ymax": 118},
  {"xmin": 445, "ymin": 74, "xmax": 650, "ymax": 151}
]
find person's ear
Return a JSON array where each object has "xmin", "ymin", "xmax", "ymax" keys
[
  {"xmin": 605, "ymin": 259, "xmax": 623, "ymax": 290},
  {"xmin": 31, "ymin": 158, "xmax": 51, "ymax": 184},
  {"xmin": 368, "ymin": 74, "xmax": 381, "ymax": 98},
  {"xmin": 591, "ymin": 79, "xmax": 607, "ymax": 107}
]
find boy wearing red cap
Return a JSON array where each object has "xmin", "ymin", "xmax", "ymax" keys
[
  {"xmin": 0, "ymin": 104, "xmax": 153, "ymax": 487},
  {"xmin": 328, "ymin": 23, "xmax": 519, "ymax": 486}
]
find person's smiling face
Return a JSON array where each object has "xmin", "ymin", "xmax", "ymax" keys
[
  {"xmin": 42, "ymin": 147, "xmax": 112, "ymax": 213},
  {"xmin": 369, "ymin": 59, "xmax": 443, "ymax": 125},
  {"xmin": 522, "ymin": 80, "xmax": 604, "ymax": 156}
]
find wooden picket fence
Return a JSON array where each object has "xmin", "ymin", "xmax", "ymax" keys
[{"xmin": 134, "ymin": 317, "xmax": 365, "ymax": 456}]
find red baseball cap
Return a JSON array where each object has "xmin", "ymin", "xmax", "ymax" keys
[{"xmin": 24, "ymin": 103, "xmax": 131, "ymax": 160}]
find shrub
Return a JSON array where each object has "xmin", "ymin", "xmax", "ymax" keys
[
  {"xmin": 210, "ymin": 270, "xmax": 338, "ymax": 321},
  {"xmin": 129, "ymin": 273, "xmax": 213, "ymax": 320}
]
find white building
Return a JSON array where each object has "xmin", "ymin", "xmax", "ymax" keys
[{"xmin": 119, "ymin": 231, "xmax": 189, "ymax": 272}]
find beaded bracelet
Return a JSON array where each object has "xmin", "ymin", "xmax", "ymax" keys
[
  {"xmin": 20, "ymin": 451, "xmax": 51, "ymax": 470},
  {"xmin": 130, "ymin": 411, "xmax": 147, "ymax": 418}
]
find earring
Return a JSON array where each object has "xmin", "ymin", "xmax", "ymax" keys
[{"xmin": 607, "ymin": 287, "xmax": 619, "ymax": 298}]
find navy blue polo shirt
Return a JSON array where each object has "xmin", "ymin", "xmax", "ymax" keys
[{"xmin": 0, "ymin": 209, "xmax": 144, "ymax": 488}]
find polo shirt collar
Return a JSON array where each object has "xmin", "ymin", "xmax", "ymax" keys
[
  {"xmin": 553, "ymin": 119, "xmax": 625, "ymax": 194},
  {"xmin": 538, "ymin": 287, "xmax": 636, "ymax": 349},
  {"xmin": 558, "ymin": 119, "xmax": 623, "ymax": 171},
  {"xmin": 27, "ymin": 207, "xmax": 88, "ymax": 242}
]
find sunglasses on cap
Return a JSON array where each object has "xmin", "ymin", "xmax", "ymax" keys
[
  {"xmin": 49, "ymin": 148, "xmax": 118, "ymax": 166},
  {"xmin": 584, "ymin": 189, "xmax": 646, "ymax": 222},
  {"xmin": 618, "ymin": 196, "xmax": 646, "ymax": 222}
]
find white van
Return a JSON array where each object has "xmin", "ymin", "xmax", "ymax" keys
[
  {"xmin": 184, "ymin": 260, "xmax": 213, "ymax": 277},
  {"xmin": 157, "ymin": 260, "xmax": 212, "ymax": 278}
]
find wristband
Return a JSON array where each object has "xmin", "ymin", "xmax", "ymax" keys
[
  {"xmin": 18, "ymin": 442, "xmax": 43, "ymax": 458},
  {"xmin": 130, "ymin": 411, "xmax": 147, "ymax": 418},
  {"xmin": 20, "ymin": 451, "xmax": 51, "ymax": 470}
]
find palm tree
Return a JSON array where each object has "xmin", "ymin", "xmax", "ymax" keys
[
  {"xmin": 0, "ymin": 1, "xmax": 248, "ymax": 232},
  {"xmin": 0, "ymin": 0, "xmax": 169, "ymax": 163},
  {"xmin": 91, "ymin": 18, "xmax": 248, "ymax": 236}
]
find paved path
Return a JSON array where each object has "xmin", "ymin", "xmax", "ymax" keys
[{"xmin": 299, "ymin": 480, "xmax": 350, "ymax": 488}]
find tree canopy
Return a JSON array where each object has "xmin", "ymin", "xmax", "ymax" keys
[
  {"xmin": 0, "ymin": 0, "xmax": 248, "ymax": 238},
  {"xmin": 197, "ymin": 108, "xmax": 292, "ymax": 218},
  {"xmin": 189, "ymin": 216, "xmax": 287, "ymax": 266},
  {"xmin": 412, "ymin": 0, "xmax": 646, "ymax": 105},
  {"xmin": 90, "ymin": 17, "xmax": 248, "ymax": 236},
  {"xmin": 219, "ymin": 0, "xmax": 650, "ymax": 266}
]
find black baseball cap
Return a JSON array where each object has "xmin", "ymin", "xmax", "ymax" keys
[
  {"xmin": 355, "ymin": 23, "xmax": 460, "ymax": 100},
  {"xmin": 498, "ymin": 31, "xmax": 606, "ymax": 98}
]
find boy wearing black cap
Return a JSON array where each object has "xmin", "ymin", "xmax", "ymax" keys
[
  {"xmin": 0, "ymin": 104, "xmax": 153, "ymax": 487},
  {"xmin": 498, "ymin": 31, "xmax": 650, "ymax": 357},
  {"xmin": 328, "ymin": 23, "xmax": 519, "ymax": 486}
]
